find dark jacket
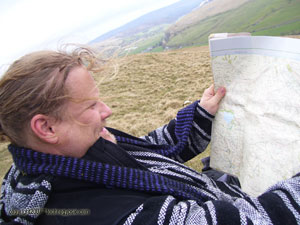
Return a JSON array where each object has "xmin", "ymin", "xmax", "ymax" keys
[{"xmin": 1, "ymin": 102, "xmax": 300, "ymax": 225}]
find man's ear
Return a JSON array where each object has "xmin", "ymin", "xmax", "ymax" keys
[{"xmin": 30, "ymin": 114, "xmax": 58, "ymax": 144}]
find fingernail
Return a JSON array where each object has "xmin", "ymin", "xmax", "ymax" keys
[{"xmin": 219, "ymin": 87, "xmax": 226, "ymax": 94}]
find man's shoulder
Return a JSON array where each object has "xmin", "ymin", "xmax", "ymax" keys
[{"xmin": 41, "ymin": 177, "xmax": 154, "ymax": 225}]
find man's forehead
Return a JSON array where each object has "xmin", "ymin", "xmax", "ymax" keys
[{"xmin": 66, "ymin": 67, "xmax": 99, "ymax": 98}]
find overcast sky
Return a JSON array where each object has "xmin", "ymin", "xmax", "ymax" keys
[{"xmin": 0, "ymin": 0, "xmax": 180, "ymax": 74}]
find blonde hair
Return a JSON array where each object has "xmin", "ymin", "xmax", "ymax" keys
[{"xmin": 0, "ymin": 48, "xmax": 100, "ymax": 146}]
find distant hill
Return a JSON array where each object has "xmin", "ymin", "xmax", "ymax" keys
[
  {"xmin": 165, "ymin": 0, "xmax": 250, "ymax": 44},
  {"xmin": 89, "ymin": 0, "xmax": 206, "ymax": 56},
  {"xmin": 165, "ymin": 0, "xmax": 300, "ymax": 48},
  {"xmin": 89, "ymin": 0, "xmax": 300, "ymax": 56},
  {"xmin": 90, "ymin": 0, "xmax": 205, "ymax": 44}
]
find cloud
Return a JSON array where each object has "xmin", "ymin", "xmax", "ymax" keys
[{"xmin": 0, "ymin": 0, "xmax": 180, "ymax": 73}]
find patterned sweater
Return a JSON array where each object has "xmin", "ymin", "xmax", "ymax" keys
[{"xmin": 1, "ymin": 102, "xmax": 300, "ymax": 224}]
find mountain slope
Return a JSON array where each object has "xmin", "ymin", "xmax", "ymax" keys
[
  {"xmin": 90, "ymin": 0, "xmax": 300, "ymax": 55},
  {"xmin": 165, "ymin": 0, "xmax": 300, "ymax": 48},
  {"xmin": 167, "ymin": 0, "xmax": 250, "ymax": 38},
  {"xmin": 90, "ymin": 0, "xmax": 204, "ymax": 44},
  {"xmin": 89, "ymin": 0, "xmax": 208, "ymax": 56}
]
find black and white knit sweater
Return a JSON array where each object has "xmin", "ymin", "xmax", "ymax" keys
[{"xmin": 1, "ymin": 102, "xmax": 300, "ymax": 224}]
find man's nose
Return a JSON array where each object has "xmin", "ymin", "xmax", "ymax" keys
[{"xmin": 100, "ymin": 102, "xmax": 112, "ymax": 120}]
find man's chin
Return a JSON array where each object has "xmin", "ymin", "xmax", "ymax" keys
[{"xmin": 100, "ymin": 128, "xmax": 117, "ymax": 144}]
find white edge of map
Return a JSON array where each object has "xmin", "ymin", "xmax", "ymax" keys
[{"xmin": 209, "ymin": 35, "xmax": 300, "ymax": 61}]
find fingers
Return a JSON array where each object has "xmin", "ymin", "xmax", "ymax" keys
[
  {"xmin": 205, "ymin": 84, "xmax": 215, "ymax": 96},
  {"xmin": 211, "ymin": 87, "xmax": 226, "ymax": 105},
  {"xmin": 199, "ymin": 84, "xmax": 226, "ymax": 115}
]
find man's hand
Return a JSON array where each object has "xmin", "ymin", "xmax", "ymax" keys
[{"xmin": 199, "ymin": 84, "xmax": 226, "ymax": 116}]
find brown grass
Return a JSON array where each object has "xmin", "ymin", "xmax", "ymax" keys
[
  {"xmin": 0, "ymin": 45, "xmax": 213, "ymax": 184},
  {"xmin": 96, "ymin": 45, "xmax": 213, "ymax": 170}
]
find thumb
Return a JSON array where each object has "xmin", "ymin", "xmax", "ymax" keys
[
  {"xmin": 206, "ymin": 84, "xmax": 215, "ymax": 96},
  {"xmin": 211, "ymin": 87, "xmax": 226, "ymax": 105}
]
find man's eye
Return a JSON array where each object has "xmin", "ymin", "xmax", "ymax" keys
[{"xmin": 90, "ymin": 103, "xmax": 97, "ymax": 108}]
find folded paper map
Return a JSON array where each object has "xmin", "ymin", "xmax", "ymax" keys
[{"xmin": 209, "ymin": 33, "xmax": 300, "ymax": 196}]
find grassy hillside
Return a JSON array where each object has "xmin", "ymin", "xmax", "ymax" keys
[
  {"xmin": 91, "ymin": 24, "xmax": 169, "ymax": 57},
  {"xmin": 90, "ymin": 0, "xmax": 205, "ymax": 56},
  {"xmin": 166, "ymin": 0, "xmax": 300, "ymax": 48},
  {"xmin": 90, "ymin": 0, "xmax": 204, "ymax": 43},
  {"xmin": 90, "ymin": 0, "xmax": 300, "ymax": 56},
  {"xmin": 96, "ymin": 46, "xmax": 212, "ymax": 136},
  {"xmin": 0, "ymin": 46, "xmax": 213, "ymax": 183},
  {"xmin": 95, "ymin": 45, "xmax": 215, "ymax": 172},
  {"xmin": 167, "ymin": 0, "xmax": 250, "ymax": 37}
]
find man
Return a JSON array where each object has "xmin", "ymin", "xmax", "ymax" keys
[{"xmin": 0, "ymin": 49, "xmax": 299, "ymax": 224}]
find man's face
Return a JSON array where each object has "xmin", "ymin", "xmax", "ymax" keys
[{"xmin": 54, "ymin": 66, "xmax": 112, "ymax": 158}]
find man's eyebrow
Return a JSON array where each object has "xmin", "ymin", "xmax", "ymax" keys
[{"xmin": 69, "ymin": 97, "xmax": 99, "ymax": 104}]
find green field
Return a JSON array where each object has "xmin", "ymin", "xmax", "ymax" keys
[
  {"xmin": 92, "ymin": 0, "xmax": 300, "ymax": 56},
  {"xmin": 166, "ymin": 0, "xmax": 300, "ymax": 48}
]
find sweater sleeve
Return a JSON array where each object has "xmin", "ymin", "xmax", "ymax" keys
[
  {"xmin": 121, "ymin": 173, "xmax": 300, "ymax": 225},
  {"xmin": 141, "ymin": 102, "xmax": 214, "ymax": 163}
]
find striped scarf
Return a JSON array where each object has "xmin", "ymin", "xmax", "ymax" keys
[{"xmin": 8, "ymin": 101, "xmax": 211, "ymax": 203}]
